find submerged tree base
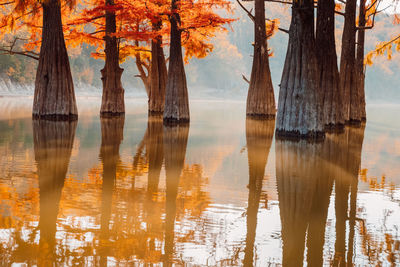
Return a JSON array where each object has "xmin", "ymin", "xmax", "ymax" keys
[
  {"xmin": 347, "ymin": 119, "xmax": 366, "ymax": 127},
  {"xmin": 163, "ymin": 117, "xmax": 190, "ymax": 127},
  {"xmin": 100, "ymin": 112, "xmax": 125, "ymax": 118},
  {"xmin": 32, "ymin": 114, "xmax": 78, "ymax": 121},
  {"xmin": 325, "ymin": 123, "xmax": 345, "ymax": 133},
  {"xmin": 275, "ymin": 129, "xmax": 325, "ymax": 141},
  {"xmin": 149, "ymin": 110, "xmax": 164, "ymax": 116},
  {"xmin": 246, "ymin": 114, "xmax": 276, "ymax": 120}
]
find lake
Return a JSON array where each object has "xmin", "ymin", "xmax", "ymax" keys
[{"xmin": 0, "ymin": 97, "xmax": 399, "ymax": 266}]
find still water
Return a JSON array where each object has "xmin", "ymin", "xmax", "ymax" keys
[{"xmin": 0, "ymin": 97, "xmax": 399, "ymax": 266}]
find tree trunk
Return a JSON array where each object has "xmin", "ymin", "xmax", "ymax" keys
[
  {"xmin": 243, "ymin": 118, "xmax": 274, "ymax": 266},
  {"xmin": 246, "ymin": 0, "xmax": 276, "ymax": 118},
  {"xmin": 316, "ymin": 0, "xmax": 344, "ymax": 130},
  {"xmin": 33, "ymin": 120, "xmax": 76, "ymax": 266},
  {"xmin": 163, "ymin": 123, "xmax": 189, "ymax": 266},
  {"xmin": 100, "ymin": 0, "xmax": 125, "ymax": 117},
  {"xmin": 33, "ymin": 0, "xmax": 77, "ymax": 120},
  {"xmin": 355, "ymin": 0, "xmax": 367, "ymax": 123},
  {"xmin": 339, "ymin": 0, "xmax": 357, "ymax": 123},
  {"xmin": 276, "ymin": 0, "xmax": 324, "ymax": 139},
  {"xmin": 163, "ymin": 0, "xmax": 190, "ymax": 123},
  {"xmin": 149, "ymin": 21, "xmax": 168, "ymax": 115}
]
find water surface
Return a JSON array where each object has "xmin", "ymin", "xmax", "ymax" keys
[{"xmin": 0, "ymin": 97, "xmax": 399, "ymax": 266}]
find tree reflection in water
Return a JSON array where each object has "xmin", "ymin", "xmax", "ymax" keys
[
  {"xmin": 163, "ymin": 122, "xmax": 190, "ymax": 266},
  {"xmin": 276, "ymin": 125, "xmax": 365, "ymax": 267},
  {"xmin": 243, "ymin": 118, "xmax": 275, "ymax": 267},
  {"xmin": 98, "ymin": 116, "xmax": 125, "ymax": 266}
]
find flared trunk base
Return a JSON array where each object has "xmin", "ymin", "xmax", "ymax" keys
[{"xmin": 325, "ymin": 123, "xmax": 345, "ymax": 133}]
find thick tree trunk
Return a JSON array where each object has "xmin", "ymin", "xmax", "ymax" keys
[
  {"xmin": 355, "ymin": 0, "xmax": 367, "ymax": 123},
  {"xmin": 339, "ymin": 0, "xmax": 357, "ymax": 123},
  {"xmin": 33, "ymin": 120, "xmax": 76, "ymax": 265},
  {"xmin": 163, "ymin": 0, "xmax": 190, "ymax": 123},
  {"xmin": 33, "ymin": 0, "xmax": 77, "ymax": 120},
  {"xmin": 276, "ymin": 0, "xmax": 324, "ymax": 139},
  {"xmin": 100, "ymin": 0, "xmax": 125, "ymax": 117},
  {"xmin": 243, "ymin": 118, "xmax": 274, "ymax": 266},
  {"xmin": 149, "ymin": 21, "xmax": 168, "ymax": 115},
  {"xmin": 246, "ymin": 0, "xmax": 276, "ymax": 118},
  {"xmin": 316, "ymin": 0, "xmax": 344, "ymax": 130},
  {"xmin": 163, "ymin": 123, "xmax": 189, "ymax": 266},
  {"xmin": 98, "ymin": 116, "xmax": 124, "ymax": 266}
]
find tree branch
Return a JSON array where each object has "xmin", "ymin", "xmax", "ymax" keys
[
  {"xmin": 242, "ymin": 74, "xmax": 250, "ymax": 84},
  {"xmin": 236, "ymin": 0, "xmax": 255, "ymax": 22}
]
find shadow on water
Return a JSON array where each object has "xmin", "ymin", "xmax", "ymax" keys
[
  {"xmin": 243, "ymin": 118, "xmax": 275, "ymax": 267},
  {"xmin": 34, "ymin": 120, "xmax": 77, "ymax": 266},
  {"xmin": 276, "ymin": 125, "xmax": 365, "ymax": 267}
]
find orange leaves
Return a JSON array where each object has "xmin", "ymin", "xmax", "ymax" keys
[
  {"xmin": 365, "ymin": 35, "xmax": 400, "ymax": 65},
  {"xmin": 0, "ymin": 0, "xmax": 233, "ymax": 64},
  {"xmin": 266, "ymin": 18, "xmax": 279, "ymax": 39}
]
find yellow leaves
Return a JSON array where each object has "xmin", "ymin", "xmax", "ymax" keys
[
  {"xmin": 266, "ymin": 18, "xmax": 279, "ymax": 39},
  {"xmin": 394, "ymin": 14, "xmax": 400, "ymax": 25},
  {"xmin": 365, "ymin": 35, "xmax": 400, "ymax": 65},
  {"xmin": 6, "ymin": 66, "xmax": 15, "ymax": 76},
  {"xmin": 335, "ymin": 3, "xmax": 343, "ymax": 12}
]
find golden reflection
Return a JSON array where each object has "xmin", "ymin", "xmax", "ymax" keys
[
  {"xmin": 163, "ymin": 123, "xmax": 190, "ymax": 266},
  {"xmin": 276, "ymin": 125, "xmax": 366, "ymax": 267},
  {"xmin": 333, "ymin": 126, "xmax": 365, "ymax": 267},
  {"xmin": 243, "ymin": 118, "xmax": 275, "ymax": 267},
  {"xmin": 98, "ymin": 116, "xmax": 125, "ymax": 266},
  {"xmin": 35, "ymin": 120, "xmax": 77, "ymax": 266}
]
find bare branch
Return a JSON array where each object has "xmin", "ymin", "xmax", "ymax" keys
[
  {"xmin": 0, "ymin": 48, "xmax": 39, "ymax": 60},
  {"xmin": 236, "ymin": 0, "xmax": 255, "ymax": 22},
  {"xmin": 335, "ymin": 10, "xmax": 345, "ymax": 16},
  {"xmin": 242, "ymin": 74, "xmax": 250, "ymax": 84}
]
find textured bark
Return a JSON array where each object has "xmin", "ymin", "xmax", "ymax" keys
[
  {"xmin": 100, "ymin": 0, "xmax": 125, "ymax": 117},
  {"xmin": 33, "ymin": 0, "xmax": 77, "ymax": 120},
  {"xmin": 354, "ymin": 0, "xmax": 367, "ymax": 123},
  {"xmin": 33, "ymin": 120, "xmax": 77, "ymax": 265},
  {"xmin": 316, "ymin": 0, "xmax": 344, "ymax": 130},
  {"xmin": 243, "ymin": 119, "xmax": 274, "ymax": 267},
  {"xmin": 276, "ymin": 0, "xmax": 324, "ymax": 139},
  {"xmin": 276, "ymin": 140, "xmax": 321, "ymax": 266},
  {"xmin": 163, "ymin": 0, "xmax": 190, "ymax": 123},
  {"xmin": 339, "ymin": 0, "xmax": 357, "ymax": 123},
  {"xmin": 246, "ymin": 0, "xmax": 276, "ymax": 118},
  {"xmin": 135, "ymin": 52, "xmax": 151, "ymax": 97},
  {"xmin": 149, "ymin": 21, "xmax": 168, "ymax": 114},
  {"xmin": 98, "ymin": 116, "xmax": 124, "ymax": 266},
  {"xmin": 163, "ymin": 123, "xmax": 189, "ymax": 266}
]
